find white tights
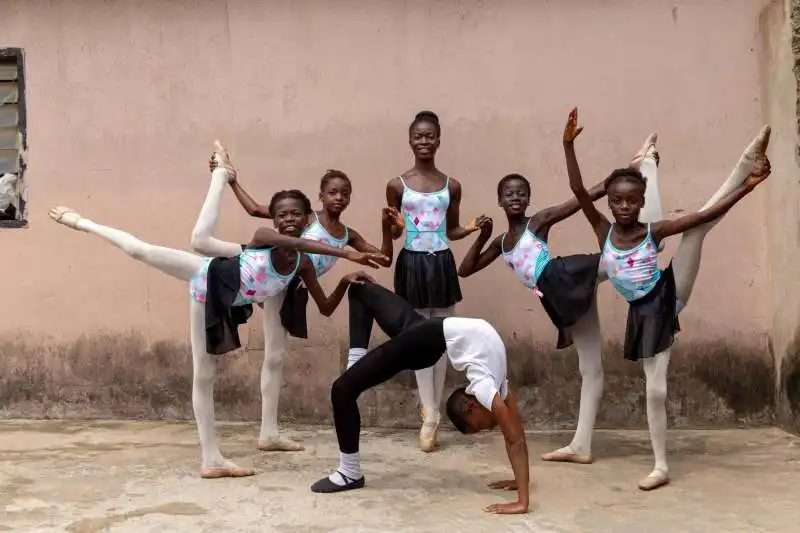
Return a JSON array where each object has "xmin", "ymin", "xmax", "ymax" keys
[
  {"xmin": 559, "ymin": 146, "xmax": 665, "ymax": 457},
  {"xmin": 640, "ymin": 130, "xmax": 765, "ymax": 477},
  {"xmin": 560, "ymin": 132, "xmax": 765, "ymax": 482},
  {"xmin": 69, "ymin": 212, "xmax": 237, "ymax": 470},
  {"xmin": 189, "ymin": 169, "xmax": 296, "ymax": 449},
  {"xmin": 414, "ymin": 306, "xmax": 454, "ymax": 433}
]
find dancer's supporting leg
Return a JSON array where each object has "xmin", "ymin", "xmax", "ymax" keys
[
  {"xmin": 414, "ymin": 305, "xmax": 454, "ymax": 452},
  {"xmin": 48, "ymin": 207, "xmax": 253, "ymax": 477},
  {"xmin": 313, "ymin": 282, "xmax": 439, "ymax": 492},
  {"xmin": 257, "ymin": 291, "xmax": 304, "ymax": 451},
  {"xmin": 638, "ymin": 125, "xmax": 770, "ymax": 491},
  {"xmin": 545, "ymin": 135, "xmax": 663, "ymax": 464},
  {"xmin": 542, "ymin": 296, "xmax": 603, "ymax": 463}
]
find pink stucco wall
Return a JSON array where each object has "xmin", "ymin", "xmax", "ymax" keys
[{"xmin": 0, "ymin": 0, "xmax": 781, "ymax": 426}]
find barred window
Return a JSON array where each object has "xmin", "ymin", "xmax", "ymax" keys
[{"xmin": 0, "ymin": 48, "xmax": 27, "ymax": 229}]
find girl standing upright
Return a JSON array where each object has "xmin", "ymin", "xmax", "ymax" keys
[{"xmin": 382, "ymin": 110, "xmax": 487, "ymax": 452}]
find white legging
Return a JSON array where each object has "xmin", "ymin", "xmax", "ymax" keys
[
  {"xmin": 65, "ymin": 177, "xmax": 242, "ymax": 470},
  {"xmin": 562, "ymin": 146, "xmax": 665, "ymax": 456},
  {"xmin": 189, "ymin": 169, "xmax": 290, "ymax": 445},
  {"xmin": 414, "ymin": 306, "xmax": 455, "ymax": 424},
  {"xmin": 566, "ymin": 132, "xmax": 765, "ymax": 478}
]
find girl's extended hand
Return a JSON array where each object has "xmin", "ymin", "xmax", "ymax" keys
[
  {"xmin": 344, "ymin": 250, "xmax": 389, "ymax": 269},
  {"xmin": 563, "ymin": 107, "xmax": 584, "ymax": 144}
]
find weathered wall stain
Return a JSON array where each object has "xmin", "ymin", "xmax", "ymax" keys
[
  {"xmin": 0, "ymin": 332, "xmax": 774, "ymax": 430},
  {"xmin": 779, "ymin": 329, "xmax": 800, "ymax": 433}
]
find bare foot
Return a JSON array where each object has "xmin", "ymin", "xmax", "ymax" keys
[
  {"xmin": 200, "ymin": 466, "xmax": 256, "ymax": 479},
  {"xmin": 637, "ymin": 469, "xmax": 670, "ymax": 491},
  {"xmin": 257, "ymin": 439, "xmax": 305, "ymax": 452},
  {"xmin": 541, "ymin": 447, "xmax": 594, "ymax": 464},
  {"xmin": 48, "ymin": 206, "xmax": 85, "ymax": 230}
]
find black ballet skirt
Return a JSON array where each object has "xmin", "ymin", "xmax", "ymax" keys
[
  {"xmin": 622, "ymin": 262, "xmax": 681, "ymax": 361},
  {"xmin": 535, "ymin": 253, "xmax": 601, "ymax": 349},
  {"xmin": 204, "ymin": 255, "xmax": 253, "ymax": 355},
  {"xmin": 205, "ymin": 245, "xmax": 308, "ymax": 354},
  {"xmin": 394, "ymin": 248, "xmax": 463, "ymax": 309},
  {"xmin": 279, "ymin": 276, "xmax": 309, "ymax": 339}
]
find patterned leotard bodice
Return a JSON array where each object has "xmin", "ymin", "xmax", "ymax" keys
[
  {"xmin": 601, "ymin": 224, "xmax": 661, "ymax": 302},
  {"xmin": 302, "ymin": 212, "xmax": 349, "ymax": 277},
  {"xmin": 400, "ymin": 176, "xmax": 450, "ymax": 252},
  {"xmin": 190, "ymin": 247, "xmax": 301, "ymax": 305},
  {"xmin": 501, "ymin": 220, "xmax": 552, "ymax": 295}
]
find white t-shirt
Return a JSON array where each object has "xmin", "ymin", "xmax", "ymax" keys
[{"xmin": 442, "ymin": 317, "xmax": 508, "ymax": 411}]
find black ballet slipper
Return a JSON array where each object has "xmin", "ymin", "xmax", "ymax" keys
[{"xmin": 310, "ymin": 472, "xmax": 365, "ymax": 494}]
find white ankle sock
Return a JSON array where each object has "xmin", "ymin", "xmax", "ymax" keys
[
  {"xmin": 346, "ymin": 348, "xmax": 367, "ymax": 370},
  {"xmin": 328, "ymin": 451, "xmax": 362, "ymax": 485}
]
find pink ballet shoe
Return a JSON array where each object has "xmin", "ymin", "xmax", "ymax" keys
[
  {"xmin": 753, "ymin": 125, "xmax": 771, "ymax": 156},
  {"xmin": 630, "ymin": 132, "xmax": 659, "ymax": 169},
  {"xmin": 48, "ymin": 206, "xmax": 85, "ymax": 231},
  {"xmin": 637, "ymin": 469, "xmax": 670, "ymax": 491},
  {"xmin": 541, "ymin": 448, "xmax": 594, "ymax": 464},
  {"xmin": 419, "ymin": 407, "xmax": 440, "ymax": 453},
  {"xmin": 212, "ymin": 140, "xmax": 237, "ymax": 182}
]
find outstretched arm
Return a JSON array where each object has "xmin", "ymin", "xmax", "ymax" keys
[
  {"xmin": 230, "ymin": 181, "xmax": 272, "ymax": 219},
  {"xmin": 650, "ymin": 155, "xmax": 772, "ymax": 244},
  {"xmin": 248, "ymin": 227, "xmax": 387, "ymax": 268},
  {"xmin": 300, "ymin": 261, "xmax": 376, "ymax": 317},
  {"xmin": 484, "ymin": 389, "xmax": 530, "ymax": 515},
  {"xmin": 347, "ymin": 226, "xmax": 393, "ymax": 268},
  {"xmin": 386, "ymin": 180, "xmax": 405, "ymax": 240},
  {"xmin": 458, "ymin": 219, "xmax": 502, "ymax": 277},
  {"xmin": 563, "ymin": 107, "xmax": 611, "ymax": 247},
  {"xmin": 532, "ymin": 180, "xmax": 607, "ymax": 232},
  {"xmin": 446, "ymin": 179, "xmax": 483, "ymax": 241}
]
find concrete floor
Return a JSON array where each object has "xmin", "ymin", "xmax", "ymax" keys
[{"xmin": 0, "ymin": 421, "xmax": 798, "ymax": 532}]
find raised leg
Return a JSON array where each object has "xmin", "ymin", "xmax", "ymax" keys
[
  {"xmin": 257, "ymin": 291, "xmax": 303, "ymax": 451},
  {"xmin": 639, "ymin": 348, "xmax": 671, "ymax": 490},
  {"xmin": 346, "ymin": 282, "xmax": 426, "ymax": 370},
  {"xmin": 190, "ymin": 167, "xmax": 244, "ymax": 259},
  {"xmin": 414, "ymin": 305, "xmax": 455, "ymax": 453},
  {"xmin": 188, "ymin": 299, "xmax": 255, "ymax": 478},
  {"xmin": 49, "ymin": 207, "xmax": 203, "ymax": 281},
  {"xmin": 635, "ymin": 134, "xmax": 663, "ymax": 225},
  {"xmin": 542, "ymin": 295, "xmax": 602, "ymax": 464},
  {"xmin": 671, "ymin": 126, "xmax": 769, "ymax": 306}
]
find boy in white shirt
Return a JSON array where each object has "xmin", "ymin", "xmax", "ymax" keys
[{"xmin": 310, "ymin": 278, "xmax": 530, "ymax": 515}]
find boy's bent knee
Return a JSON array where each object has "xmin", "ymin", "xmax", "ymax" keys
[{"xmin": 331, "ymin": 376, "xmax": 354, "ymax": 405}]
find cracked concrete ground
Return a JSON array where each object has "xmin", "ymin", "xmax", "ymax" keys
[{"xmin": 0, "ymin": 421, "xmax": 798, "ymax": 532}]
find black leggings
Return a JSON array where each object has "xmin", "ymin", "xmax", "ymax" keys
[{"xmin": 332, "ymin": 283, "xmax": 447, "ymax": 454}]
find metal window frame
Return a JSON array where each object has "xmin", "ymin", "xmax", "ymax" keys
[{"xmin": 0, "ymin": 47, "xmax": 27, "ymax": 228}]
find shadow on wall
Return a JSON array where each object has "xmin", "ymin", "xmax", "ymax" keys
[
  {"xmin": 779, "ymin": 328, "xmax": 800, "ymax": 433},
  {"xmin": 0, "ymin": 331, "xmax": 775, "ymax": 430}
]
